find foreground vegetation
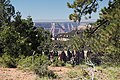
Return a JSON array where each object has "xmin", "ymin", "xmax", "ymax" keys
[
  {"xmin": 68, "ymin": 65, "xmax": 120, "ymax": 80},
  {"xmin": 67, "ymin": 0, "xmax": 120, "ymax": 65},
  {"xmin": 36, "ymin": 64, "xmax": 120, "ymax": 80},
  {"xmin": 0, "ymin": 0, "xmax": 55, "ymax": 79},
  {"xmin": 0, "ymin": 0, "xmax": 120, "ymax": 80}
]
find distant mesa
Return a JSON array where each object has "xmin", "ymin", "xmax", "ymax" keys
[{"xmin": 34, "ymin": 21, "xmax": 93, "ymax": 37}]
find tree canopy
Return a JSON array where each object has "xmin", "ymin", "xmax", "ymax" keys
[
  {"xmin": 0, "ymin": 0, "xmax": 51, "ymax": 57},
  {"xmin": 67, "ymin": 0, "xmax": 103, "ymax": 22},
  {"xmin": 0, "ymin": 0, "xmax": 15, "ymax": 26},
  {"xmin": 68, "ymin": 0, "xmax": 120, "ymax": 65}
]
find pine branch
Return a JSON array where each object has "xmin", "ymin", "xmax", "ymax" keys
[{"xmin": 90, "ymin": 20, "xmax": 108, "ymax": 34}]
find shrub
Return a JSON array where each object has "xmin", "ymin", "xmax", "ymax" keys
[
  {"xmin": 67, "ymin": 70, "xmax": 78, "ymax": 78},
  {"xmin": 16, "ymin": 54, "xmax": 57, "ymax": 78},
  {"xmin": 17, "ymin": 55, "xmax": 32, "ymax": 69},
  {"xmin": 32, "ymin": 54, "xmax": 57, "ymax": 79},
  {"xmin": 51, "ymin": 57, "xmax": 66, "ymax": 67},
  {"xmin": 0, "ymin": 53, "xmax": 16, "ymax": 68},
  {"xmin": 17, "ymin": 54, "xmax": 48, "ymax": 69},
  {"xmin": 0, "ymin": 52, "xmax": 58, "ymax": 78},
  {"xmin": 34, "ymin": 63, "xmax": 57, "ymax": 78},
  {"xmin": 67, "ymin": 67, "xmax": 91, "ymax": 79}
]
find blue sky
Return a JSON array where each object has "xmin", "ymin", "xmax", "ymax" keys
[{"xmin": 11, "ymin": 0, "xmax": 109, "ymax": 22}]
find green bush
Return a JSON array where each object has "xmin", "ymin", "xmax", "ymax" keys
[
  {"xmin": 34, "ymin": 62, "xmax": 57, "ymax": 78},
  {"xmin": 32, "ymin": 55, "xmax": 57, "ymax": 79},
  {"xmin": 0, "ymin": 53, "xmax": 16, "ymax": 68},
  {"xmin": 17, "ymin": 54, "xmax": 57, "ymax": 79},
  {"xmin": 67, "ymin": 67, "xmax": 91, "ymax": 79},
  {"xmin": 33, "ymin": 54, "xmax": 48, "ymax": 66},
  {"xmin": 17, "ymin": 54, "xmax": 48, "ymax": 69},
  {"xmin": 67, "ymin": 70, "xmax": 78, "ymax": 78},
  {"xmin": 17, "ymin": 55, "xmax": 32, "ymax": 69},
  {"xmin": 51, "ymin": 57, "xmax": 66, "ymax": 67},
  {"xmin": 0, "ymin": 53, "xmax": 58, "ymax": 79}
]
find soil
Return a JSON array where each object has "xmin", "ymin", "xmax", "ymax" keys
[
  {"xmin": 48, "ymin": 66, "xmax": 71, "ymax": 77},
  {"xmin": 0, "ymin": 68, "xmax": 36, "ymax": 80},
  {"xmin": 48, "ymin": 66, "xmax": 73, "ymax": 80},
  {"xmin": 0, "ymin": 66, "xmax": 119, "ymax": 80},
  {"xmin": 0, "ymin": 67, "xmax": 70, "ymax": 80}
]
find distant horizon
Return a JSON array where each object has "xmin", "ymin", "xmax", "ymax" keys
[{"xmin": 33, "ymin": 19, "xmax": 97, "ymax": 23}]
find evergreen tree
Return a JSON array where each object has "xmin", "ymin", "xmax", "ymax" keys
[
  {"xmin": 0, "ymin": 0, "xmax": 51, "ymax": 57},
  {"xmin": 90, "ymin": 0, "xmax": 120, "ymax": 64},
  {"xmin": 67, "ymin": 0, "xmax": 103, "ymax": 22},
  {"xmin": 0, "ymin": 0, "xmax": 15, "ymax": 26},
  {"xmin": 68, "ymin": 0, "xmax": 120, "ymax": 64}
]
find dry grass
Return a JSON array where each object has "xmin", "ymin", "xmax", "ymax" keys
[
  {"xmin": 48, "ymin": 65, "xmax": 120, "ymax": 80},
  {"xmin": 0, "ymin": 65, "xmax": 119, "ymax": 80}
]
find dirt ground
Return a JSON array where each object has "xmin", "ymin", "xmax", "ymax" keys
[
  {"xmin": 0, "ymin": 68, "xmax": 36, "ymax": 80},
  {"xmin": 0, "ymin": 66, "xmax": 119, "ymax": 80},
  {"xmin": 0, "ymin": 67, "xmax": 70, "ymax": 80},
  {"xmin": 0, "ymin": 67, "xmax": 71, "ymax": 80},
  {"xmin": 48, "ymin": 66, "xmax": 71, "ymax": 78}
]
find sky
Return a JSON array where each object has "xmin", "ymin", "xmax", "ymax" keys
[{"xmin": 11, "ymin": 0, "xmax": 109, "ymax": 22}]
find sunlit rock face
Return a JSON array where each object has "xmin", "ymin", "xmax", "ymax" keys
[{"xmin": 34, "ymin": 22, "xmax": 91, "ymax": 37}]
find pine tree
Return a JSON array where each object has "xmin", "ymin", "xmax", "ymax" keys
[
  {"xmin": 90, "ymin": 0, "xmax": 120, "ymax": 64},
  {"xmin": 0, "ymin": 0, "xmax": 15, "ymax": 26},
  {"xmin": 67, "ymin": 0, "xmax": 103, "ymax": 22},
  {"xmin": 68, "ymin": 0, "xmax": 120, "ymax": 64}
]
